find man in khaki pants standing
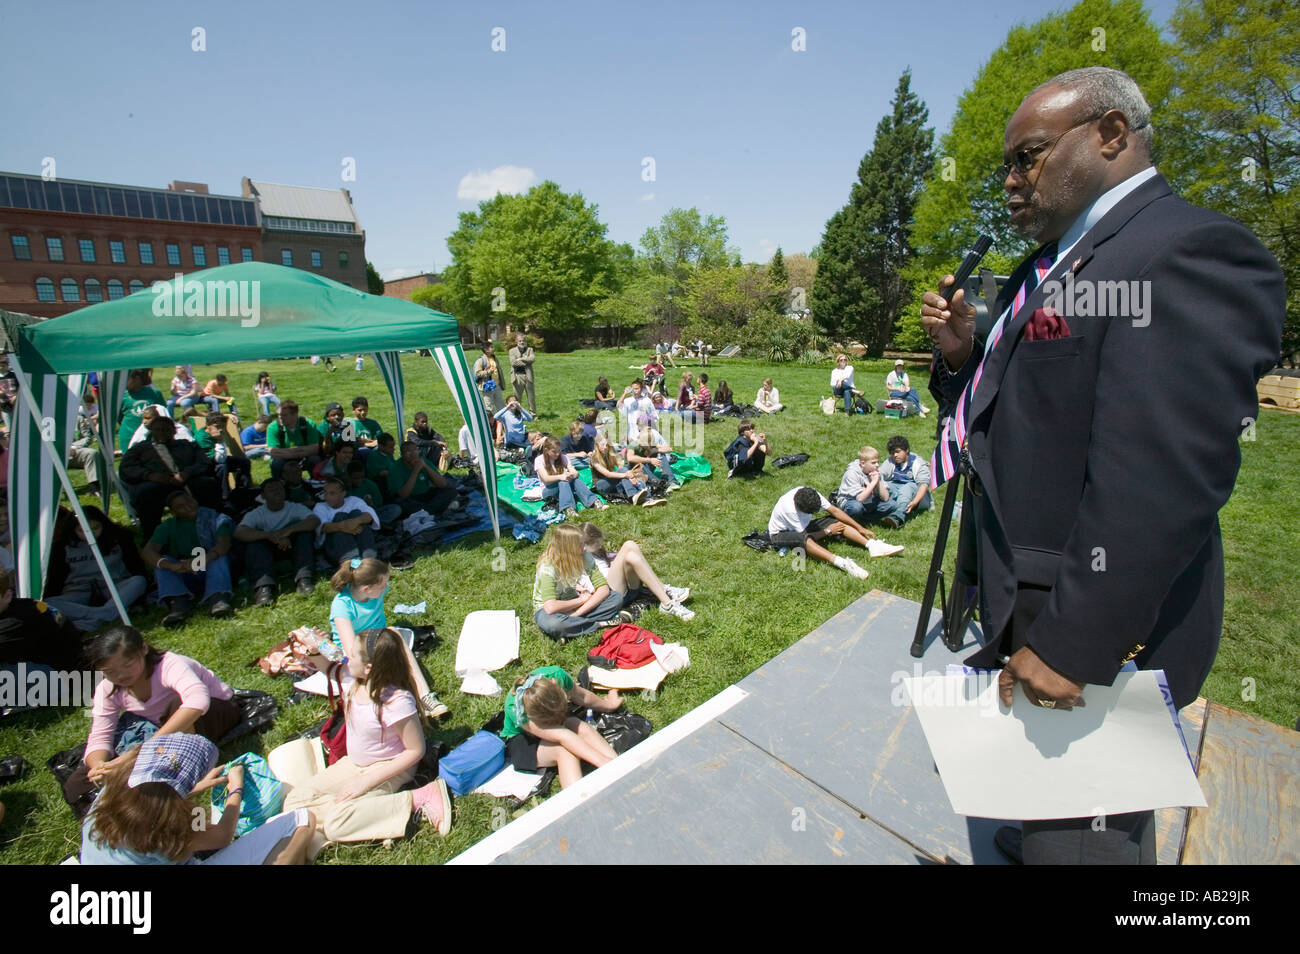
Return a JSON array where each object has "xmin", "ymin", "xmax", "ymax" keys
[{"xmin": 509, "ymin": 332, "xmax": 536, "ymax": 416}]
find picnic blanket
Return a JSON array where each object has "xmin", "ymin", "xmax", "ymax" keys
[
  {"xmin": 439, "ymin": 490, "xmax": 520, "ymax": 545},
  {"xmin": 493, "ymin": 456, "xmax": 713, "ymax": 517}
]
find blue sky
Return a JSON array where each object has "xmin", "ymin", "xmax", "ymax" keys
[{"xmin": 0, "ymin": 0, "xmax": 1179, "ymax": 280}]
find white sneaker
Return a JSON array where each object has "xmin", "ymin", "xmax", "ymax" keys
[
  {"xmin": 665, "ymin": 585, "xmax": 690, "ymax": 603},
  {"xmin": 632, "ymin": 488, "xmax": 648, "ymax": 506},
  {"xmin": 842, "ymin": 560, "xmax": 869, "ymax": 580},
  {"xmin": 643, "ymin": 496, "xmax": 667, "ymax": 508},
  {"xmin": 659, "ymin": 600, "xmax": 695, "ymax": 621}
]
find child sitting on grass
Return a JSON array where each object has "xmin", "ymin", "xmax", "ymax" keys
[
  {"xmin": 347, "ymin": 396, "xmax": 382, "ymax": 453},
  {"xmin": 502, "ymin": 666, "xmax": 622, "ymax": 789}
]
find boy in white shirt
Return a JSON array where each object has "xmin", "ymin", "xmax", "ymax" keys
[
  {"xmin": 768, "ymin": 486, "xmax": 875, "ymax": 579},
  {"xmin": 311, "ymin": 477, "xmax": 380, "ymax": 566}
]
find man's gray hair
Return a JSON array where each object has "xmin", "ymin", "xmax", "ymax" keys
[{"xmin": 1034, "ymin": 67, "xmax": 1154, "ymax": 152}]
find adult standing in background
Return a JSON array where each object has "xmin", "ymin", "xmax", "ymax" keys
[
  {"xmin": 921, "ymin": 67, "xmax": 1284, "ymax": 865},
  {"xmin": 474, "ymin": 343, "xmax": 506, "ymax": 417},
  {"xmin": 508, "ymin": 333, "xmax": 537, "ymax": 416}
]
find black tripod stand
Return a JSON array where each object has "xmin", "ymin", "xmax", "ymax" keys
[{"xmin": 909, "ymin": 470, "xmax": 980, "ymax": 658}]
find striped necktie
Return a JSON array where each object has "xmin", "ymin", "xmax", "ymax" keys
[{"xmin": 931, "ymin": 245, "xmax": 1056, "ymax": 488}]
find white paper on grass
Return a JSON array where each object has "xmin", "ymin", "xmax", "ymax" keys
[
  {"xmin": 292, "ymin": 671, "xmax": 329, "ymax": 697},
  {"xmin": 459, "ymin": 668, "xmax": 502, "ymax": 696},
  {"xmin": 474, "ymin": 765, "xmax": 545, "ymax": 800},
  {"xmin": 454, "ymin": 610, "xmax": 520, "ymax": 676},
  {"xmin": 393, "ymin": 601, "xmax": 426, "ymax": 614},
  {"xmin": 903, "ymin": 669, "xmax": 1206, "ymax": 820}
]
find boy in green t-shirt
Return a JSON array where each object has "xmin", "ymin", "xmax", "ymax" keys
[
  {"xmin": 266, "ymin": 400, "xmax": 323, "ymax": 480},
  {"xmin": 116, "ymin": 368, "xmax": 166, "ymax": 450},
  {"xmin": 387, "ymin": 440, "xmax": 461, "ymax": 517},
  {"xmin": 347, "ymin": 396, "xmax": 382, "ymax": 451},
  {"xmin": 365, "ymin": 432, "xmax": 398, "ymax": 492},
  {"xmin": 140, "ymin": 490, "xmax": 234, "ymax": 627},
  {"xmin": 195, "ymin": 412, "xmax": 251, "ymax": 494},
  {"xmin": 501, "ymin": 666, "xmax": 622, "ymax": 789},
  {"xmin": 346, "ymin": 459, "xmax": 401, "ymax": 528}
]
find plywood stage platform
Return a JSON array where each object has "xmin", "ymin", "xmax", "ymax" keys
[{"xmin": 452, "ymin": 590, "xmax": 1292, "ymax": 865}]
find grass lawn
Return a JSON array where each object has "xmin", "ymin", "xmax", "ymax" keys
[{"xmin": 2, "ymin": 347, "xmax": 1296, "ymax": 864}]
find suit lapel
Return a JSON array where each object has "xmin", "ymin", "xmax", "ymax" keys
[{"xmin": 968, "ymin": 173, "xmax": 1173, "ymax": 426}]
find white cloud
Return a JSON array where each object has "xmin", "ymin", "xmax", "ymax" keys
[
  {"xmin": 457, "ymin": 165, "xmax": 537, "ymax": 200},
  {"xmin": 639, "ymin": 192, "xmax": 655, "ymax": 202},
  {"xmin": 382, "ymin": 266, "xmax": 420, "ymax": 281},
  {"xmin": 757, "ymin": 238, "xmax": 778, "ymax": 258}
]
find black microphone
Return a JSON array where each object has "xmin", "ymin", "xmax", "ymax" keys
[{"xmin": 943, "ymin": 234, "xmax": 994, "ymax": 304}]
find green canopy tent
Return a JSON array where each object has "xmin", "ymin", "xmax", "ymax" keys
[{"xmin": 3, "ymin": 262, "xmax": 500, "ymax": 615}]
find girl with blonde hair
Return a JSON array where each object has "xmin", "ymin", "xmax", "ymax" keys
[{"xmin": 532, "ymin": 524, "xmax": 628, "ymax": 639}]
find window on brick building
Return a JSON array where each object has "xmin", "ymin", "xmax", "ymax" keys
[
  {"xmin": 36, "ymin": 277, "xmax": 56, "ymax": 302},
  {"xmin": 61, "ymin": 278, "xmax": 80, "ymax": 301},
  {"xmin": 138, "ymin": 241, "xmax": 154, "ymax": 265},
  {"xmin": 338, "ymin": 251, "xmax": 349, "ymax": 268},
  {"xmin": 107, "ymin": 279, "xmax": 124, "ymax": 300},
  {"xmin": 79, "ymin": 238, "xmax": 96, "ymax": 262},
  {"xmin": 311, "ymin": 250, "xmax": 322, "ymax": 268},
  {"xmin": 217, "ymin": 246, "xmax": 230, "ymax": 266},
  {"xmin": 47, "ymin": 237, "xmax": 65, "ymax": 261},
  {"xmin": 109, "ymin": 240, "xmax": 126, "ymax": 264},
  {"xmin": 85, "ymin": 278, "xmax": 103, "ymax": 302},
  {"xmin": 166, "ymin": 243, "xmax": 180, "ymax": 266},
  {"xmin": 281, "ymin": 249, "xmax": 293, "ymax": 267},
  {"xmin": 11, "ymin": 235, "xmax": 31, "ymax": 260},
  {"xmin": 192, "ymin": 244, "xmax": 206, "ymax": 267},
  {"xmin": 129, "ymin": 279, "xmax": 144, "ymax": 294}
]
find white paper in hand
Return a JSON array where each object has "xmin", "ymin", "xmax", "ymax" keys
[{"xmin": 903, "ymin": 670, "xmax": 1205, "ymax": 820}]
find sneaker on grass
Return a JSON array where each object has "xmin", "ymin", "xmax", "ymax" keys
[
  {"xmin": 658, "ymin": 600, "xmax": 695, "ymax": 621},
  {"xmin": 664, "ymin": 585, "xmax": 690, "ymax": 603},
  {"xmin": 421, "ymin": 691, "xmax": 450, "ymax": 719}
]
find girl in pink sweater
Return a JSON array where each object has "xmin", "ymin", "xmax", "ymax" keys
[{"xmin": 61, "ymin": 625, "xmax": 241, "ymax": 819}]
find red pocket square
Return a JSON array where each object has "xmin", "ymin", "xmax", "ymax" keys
[{"xmin": 1024, "ymin": 306, "xmax": 1071, "ymax": 341}]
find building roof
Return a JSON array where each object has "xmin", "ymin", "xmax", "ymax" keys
[{"xmin": 244, "ymin": 180, "xmax": 360, "ymax": 227}]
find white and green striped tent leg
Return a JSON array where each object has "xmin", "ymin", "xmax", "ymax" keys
[
  {"xmin": 95, "ymin": 368, "xmax": 132, "ymax": 518},
  {"xmin": 432, "ymin": 345, "xmax": 500, "ymax": 540},
  {"xmin": 6, "ymin": 356, "xmax": 130, "ymax": 622},
  {"xmin": 373, "ymin": 351, "xmax": 406, "ymax": 436}
]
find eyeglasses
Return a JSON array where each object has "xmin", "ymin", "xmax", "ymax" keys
[{"xmin": 998, "ymin": 115, "xmax": 1103, "ymax": 181}]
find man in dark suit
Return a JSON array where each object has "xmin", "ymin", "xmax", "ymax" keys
[{"xmin": 921, "ymin": 67, "xmax": 1284, "ymax": 864}]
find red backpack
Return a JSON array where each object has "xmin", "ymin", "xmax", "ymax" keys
[{"xmin": 588, "ymin": 623, "xmax": 663, "ymax": 670}]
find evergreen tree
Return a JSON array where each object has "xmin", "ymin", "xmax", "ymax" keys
[
  {"xmin": 365, "ymin": 261, "xmax": 384, "ymax": 295},
  {"xmin": 811, "ymin": 69, "xmax": 934, "ymax": 354},
  {"xmin": 769, "ymin": 247, "xmax": 788, "ymax": 295}
]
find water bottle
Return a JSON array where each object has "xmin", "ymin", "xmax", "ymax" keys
[
  {"xmin": 778, "ymin": 547, "xmax": 789, "ymax": 557},
  {"xmin": 316, "ymin": 637, "xmax": 344, "ymax": 663}
]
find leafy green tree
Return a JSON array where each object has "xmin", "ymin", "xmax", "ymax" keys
[
  {"xmin": 365, "ymin": 261, "xmax": 384, "ymax": 295},
  {"xmin": 909, "ymin": 0, "xmax": 1174, "ymax": 276},
  {"xmin": 811, "ymin": 69, "xmax": 935, "ymax": 355},
  {"xmin": 593, "ymin": 267, "xmax": 674, "ymax": 346},
  {"xmin": 639, "ymin": 208, "xmax": 738, "ymax": 284},
  {"xmin": 1162, "ymin": 0, "xmax": 1300, "ymax": 362},
  {"xmin": 442, "ymin": 183, "xmax": 620, "ymax": 338},
  {"xmin": 409, "ymin": 282, "xmax": 452, "ymax": 313},
  {"xmin": 678, "ymin": 265, "xmax": 782, "ymax": 349}
]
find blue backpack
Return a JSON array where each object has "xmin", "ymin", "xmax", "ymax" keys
[{"xmin": 438, "ymin": 731, "xmax": 506, "ymax": 795}]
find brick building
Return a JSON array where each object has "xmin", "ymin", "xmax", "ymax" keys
[
  {"xmin": 383, "ymin": 271, "xmax": 440, "ymax": 301},
  {"xmin": 241, "ymin": 179, "xmax": 367, "ymax": 289},
  {"xmin": 0, "ymin": 173, "xmax": 261, "ymax": 318}
]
